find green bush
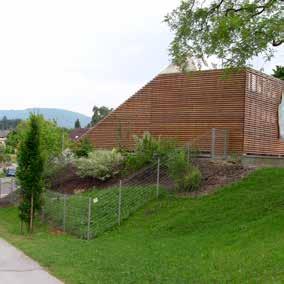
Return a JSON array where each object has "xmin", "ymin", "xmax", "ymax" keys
[
  {"xmin": 167, "ymin": 149, "xmax": 202, "ymax": 192},
  {"xmin": 182, "ymin": 166, "xmax": 202, "ymax": 192},
  {"xmin": 0, "ymin": 145, "xmax": 11, "ymax": 164},
  {"xmin": 71, "ymin": 138, "xmax": 94, "ymax": 158},
  {"xmin": 75, "ymin": 149, "xmax": 124, "ymax": 181},
  {"xmin": 43, "ymin": 149, "xmax": 75, "ymax": 181},
  {"xmin": 125, "ymin": 132, "xmax": 176, "ymax": 171}
]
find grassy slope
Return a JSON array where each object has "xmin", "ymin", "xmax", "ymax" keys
[{"xmin": 0, "ymin": 168, "xmax": 284, "ymax": 283}]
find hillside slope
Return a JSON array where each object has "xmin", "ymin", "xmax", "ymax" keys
[
  {"xmin": 0, "ymin": 108, "xmax": 90, "ymax": 128},
  {"xmin": 0, "ymin": 168, "xmax": 284, "ymax": 283}
]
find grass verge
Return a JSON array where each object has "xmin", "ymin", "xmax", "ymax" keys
[{"xmin": 0, "ymin": 168, "xmax": 284, "ymax": 283}]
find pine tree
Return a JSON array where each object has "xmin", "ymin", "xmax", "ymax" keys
[
  {"xmin": 17, "ymin": 114, "xmax": 44, "ymax": 233},
  {"xmin": 74, "ymin": 118, "xmax": 81, "ymax": 128}
]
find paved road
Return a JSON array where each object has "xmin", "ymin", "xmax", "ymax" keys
[
  {"xmin": 0, "ymin": 238, "xmax": 63, "ymax": 284},
  {"xmin": 0, "ymin": 178, "xmax": 15, "ymax": 198}
]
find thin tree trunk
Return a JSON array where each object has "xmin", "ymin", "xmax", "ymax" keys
[{"xmin": 29, "ymin": 193, "xmax": 34, "ymax": 234}]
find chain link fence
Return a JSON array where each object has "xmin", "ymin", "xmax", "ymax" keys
[
  {"xmin": 42, "ymin": 127, "xmax": 229, "ymax": 239},
  {"xmin": 42, "ymin": 161, "xmax": 170, "ymax": 239}
]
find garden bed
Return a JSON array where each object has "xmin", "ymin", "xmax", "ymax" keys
[
  {"xmin": 191, "ymin": 159, "xmax": 253, "ymax": 196},
  {"xmin": 50, "ymin": 164, "xmax": 120, "ymax": 194},
  {"xmin": 50, "ymin": 159, "xmax": 253, "ymax": 196}
]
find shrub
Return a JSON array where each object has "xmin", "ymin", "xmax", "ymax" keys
[
  {"xmin": 43, "ymin": 149, "xmax": 75, "ymax": 181},
  {"xmin": 125, "ymin": 132, "xmax": 177, "ymax": 171},
  {"xmin": 71, "ymin": 138, "xmax": 94, "ymax": 158},
  {"xmin": 182, "ymin": 166, "xmax": 202, "ymax": 192},
  {"xmin": 167, "ymin": 149, "xmax": 202, "ymax": 192},
  {"xmin": 0, "ymin": 145, "xmax": 11, "ymax": 164},
  {"xmin": 75, "ymin": 149, "xmax": 124, "ymax": 181}
]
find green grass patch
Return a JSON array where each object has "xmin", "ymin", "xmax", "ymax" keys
[{"xmin": 0, "ymin": 168, "xmax": 284, "ymax": 283}]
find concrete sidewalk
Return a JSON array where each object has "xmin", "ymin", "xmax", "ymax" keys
[{"xmin": 0, "ymin": 238, "xmax": 63, "ymax": 284}]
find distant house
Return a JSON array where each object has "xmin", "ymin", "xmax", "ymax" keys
[
  {"xmin": 85, "ymin": 66, "xmax": 284, "ymax": 157},
  {"xmin": 0, "ymin": 130, "xmax": 10, "ymax": 145},
  {"xmin": 69, "ymin": 128, "xmax": 89, "ymax": 141}
]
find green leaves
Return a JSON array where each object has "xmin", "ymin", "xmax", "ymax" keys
[
  {"xmin": 17, "ymin": 114, "xmax": 69, "ymax": 231},
  {"xmin": 17, "ymin": 114, "xmax": 45, "ymax": 229},
  {"xmin": 165, "ymin": 0, "xmax": 283, "ymax": 69},
  {"xmin": 272, "ymin": 65, "xmax": 284, "ymax": 80}
]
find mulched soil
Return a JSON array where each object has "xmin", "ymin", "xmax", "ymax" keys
[
  {"xmin": 189, "ymin": 159, "xmax": 254, "ymax": 196},
  {"xmin": 50, "ymin": 164, "xmax": 120, "ymax": 194},
  {"xmin": 49, "ymin": 159, "xmax": 254, "ymax": 197}
]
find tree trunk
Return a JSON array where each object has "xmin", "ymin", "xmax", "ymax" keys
[{"xmin": 29, "ymin": 193, "xmax": 34, "ymax": 234}]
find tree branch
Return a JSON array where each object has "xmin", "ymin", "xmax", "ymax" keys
[
  {"xmin": 272, "ymin": 39, "xmax": 283, "ymax": 46},
  {"xmin": 224, "ymin": 0, "xmax": 275, "ymax": 16},
  {"xmin": 209, "ymin": 0, "xmax": 225, "ymax": 14}
]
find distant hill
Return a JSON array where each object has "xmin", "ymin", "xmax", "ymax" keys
[{"xmin": 0, "ymin": 108, "xmax": 91, "ymax": 129}]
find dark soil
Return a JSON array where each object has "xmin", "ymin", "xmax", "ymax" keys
[
  {"xmin": 50, "ymin": 159, "xmax": 254, "ymax": 196},
  {"xmin": 190, "ymin": 159, "xmax": 254, "ymax": 196},
  {"xmin": 49, "ymin": 164, "xmax": 120, "ymax": 194}
]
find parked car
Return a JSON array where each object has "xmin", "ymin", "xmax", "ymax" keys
[{"xmin": 6, "ymin": 167, "xmax": 16, "ymax": 177}]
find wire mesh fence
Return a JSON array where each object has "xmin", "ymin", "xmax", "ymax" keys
[
  {"xmin": 42, "ymin": 161, "xmax": 168, "ymax": 239},
  {"xmin": 42, "ymin": 127, "xmax": 229, "ymax": 239}
]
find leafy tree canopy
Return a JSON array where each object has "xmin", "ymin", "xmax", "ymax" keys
[
  {"xmin": 165, "ymin": 0, "xmax": 283, "ymax": 70},
  {"xmin": 272, "ymin": 65, "xmax": 284, "ymax": 80},
  {"xmin": 89, "ymin": 106, "xmax": 113, "ymax": 127},
  {"xmin": 9, "ymin": 115, "xmax": 69, "ymax": 161}
]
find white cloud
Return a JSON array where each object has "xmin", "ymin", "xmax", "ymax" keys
[{"xmin": 0, "ymin": 0, "xmax": 283, "ymax": 116}]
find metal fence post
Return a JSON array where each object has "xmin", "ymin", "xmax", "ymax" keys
[
  {"xmin": 223, "ymin": 129, "xmax": 228, "ymax": 160},
  {"xmin": 211, "ymin": 128, "xmax": 216, "ymax": 160},
  {"xmin": 63, "ymin": 194, "xmax": 67, "ymax": 232},
  {"xmin": 87, "ymin": 197, "xmax": 92, "ymax": 240},
  {"xmin": 156, "ymin": 158, "xmax": 160, "ymax": 198},
  {"xmin": 118, "ymin": 180, "xmax": 122, "ymax": 225}
]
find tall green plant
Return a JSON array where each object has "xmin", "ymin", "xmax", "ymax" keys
[
  {"xmin": 71, "ymin": 138, "xmax": 94, "ymax": 158},
  {"xmin": 125, "ymin": 132, "xmax": 177, "ymax": 171},
  {"xmin": 17, "ymin": 114, "xmax": 45, "ymax": 233},
  {"xmin": 167, "ymin": 149, "xmax": 201, "ymax": 192}
]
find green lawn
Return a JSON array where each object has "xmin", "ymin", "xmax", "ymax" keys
[{"xmin": 0, "ymin": 168, "xmax": 284, "ymax": 283}]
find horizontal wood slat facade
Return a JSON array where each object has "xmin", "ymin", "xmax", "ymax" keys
[
  {"xmin": 86, "ymin": 69, "xmax": 247, "ymax": 154},
  {"xmin": 85, "ymin": 68, "xmax": 284, "ymax": 156},
  {"xmin": 244, "ymin": 69, "xmax": 284, "ymax": 156}
]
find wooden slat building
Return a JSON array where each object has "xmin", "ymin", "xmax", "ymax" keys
[{"xmin": 85, "ymin": 68, "xmax": 284, "ymax": 156}]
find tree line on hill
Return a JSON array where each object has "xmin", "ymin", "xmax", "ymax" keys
[
  {"xmin": 74, "ymin": 105, "xmax": 113, "ymax": 129},
  {"xmin": 0, "ymin": 116, "xmax": 21, "ymax": 130}
]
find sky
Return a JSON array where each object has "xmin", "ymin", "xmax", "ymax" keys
[{"xmin": 0, "ymin": 0, "xmax": 283, "ymax": 117}]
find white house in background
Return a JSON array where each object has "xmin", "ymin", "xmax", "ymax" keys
[{"xmin": 0, "ymin": 130, "xmax": 10, "ymax": 145}]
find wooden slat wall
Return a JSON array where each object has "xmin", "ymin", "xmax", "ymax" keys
[
  {"xmin": 86, "ymin": 69, "xmax": 246, "ymax": 154},
  {"xmin": 244, "ymin": 69, "xmax": 284, "ymax": 156}
]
